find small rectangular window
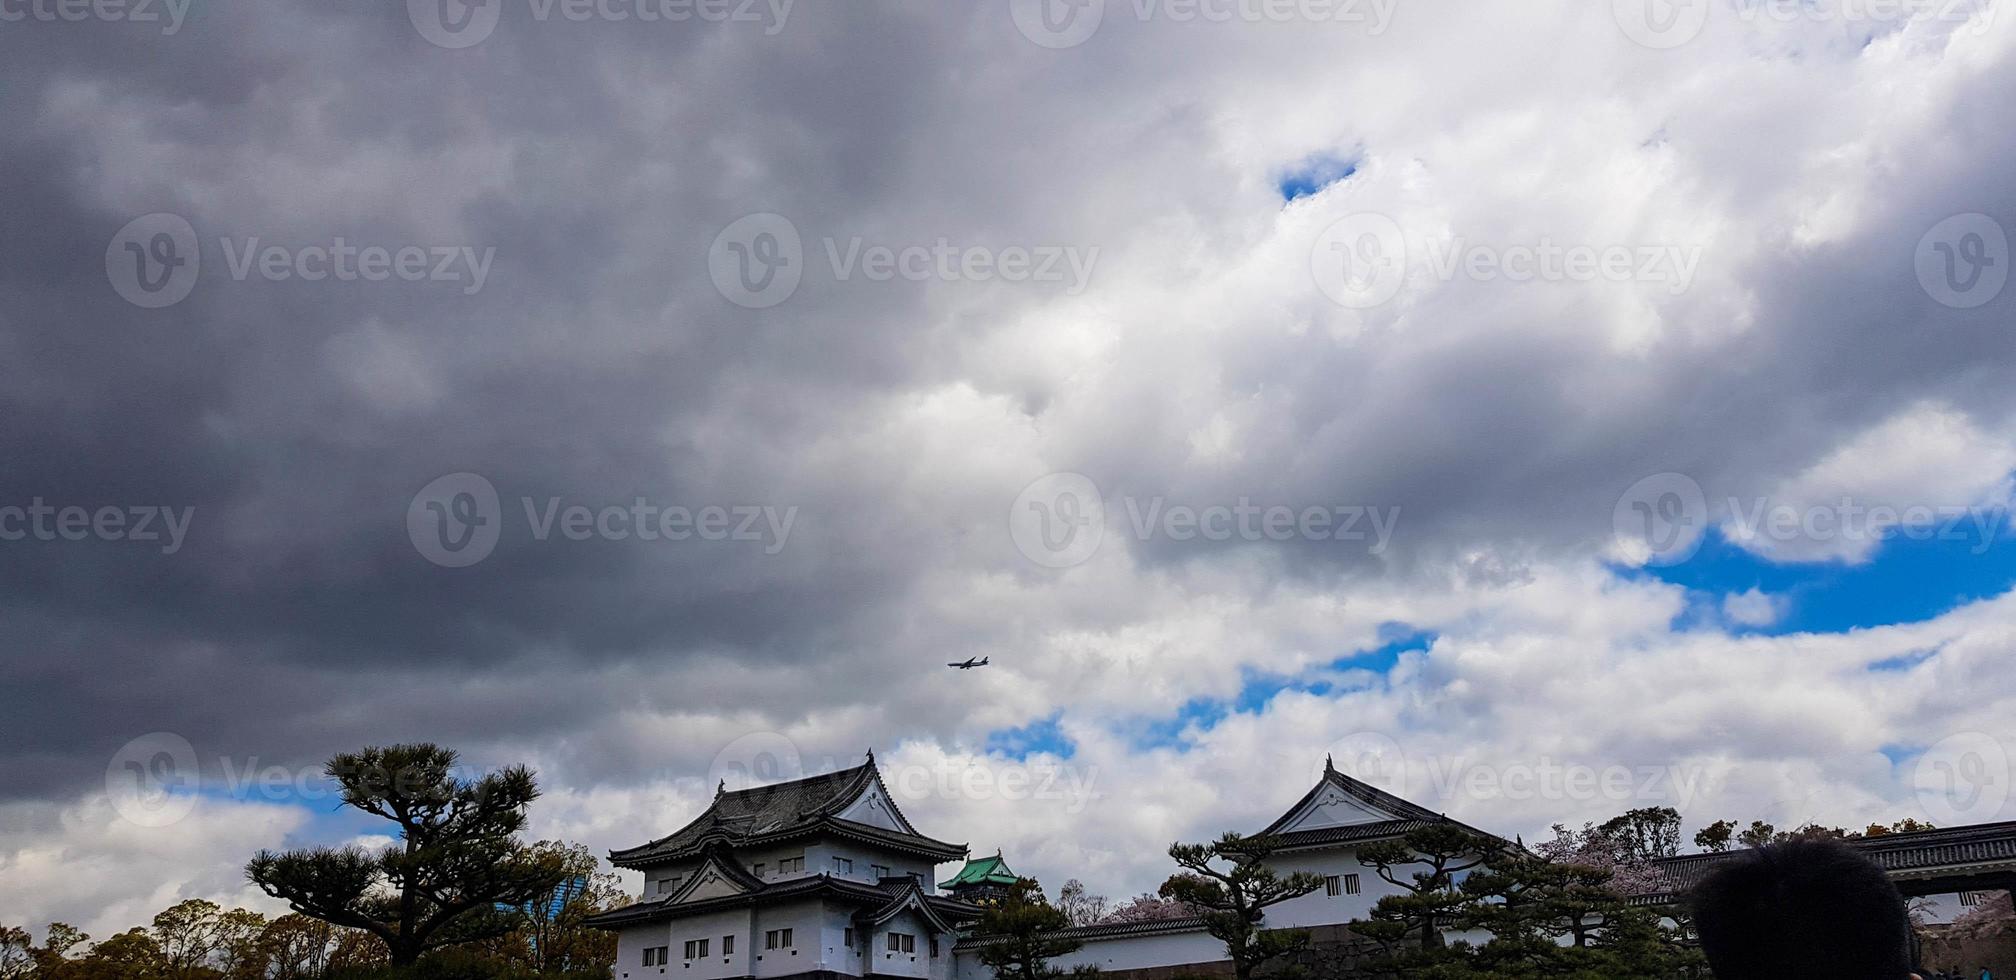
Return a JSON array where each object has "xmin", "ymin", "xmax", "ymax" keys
[
  {"xmin": 722, "ymin": 935, "xmax": 733, "ymax": 955},
  {"xmin": 643, "ymin": 948, "xmax": 653, "ymax": 966},
  {"xmin": 888, "ymin": 933, "xmax": 901, "ymax": 952},
  {"xmin": 1344, "ymin": 874, "xmax": 1361, "ymax": 895},
  {"xmin": 901, "ymin": 934, "xmax": 915, "ymax": 954},
  {"xmin": 1325, "ymin": 875, "xmax": 1341, "ymax": 897},
  {"xmin": 765, "ymin": 931, "xmax": 778, "ymax": 950},
  {"xmin": 753, "ymin": 863, "xmax": 765, "ymax": 877},
  {"xmin": 781, "ymin": 929, "xmax": 792, "ymax": 947},
  {"xmin": 871, "ymin": 864, "xmax": 889, "ymax": 879},
  {"xmin": 930, "ymin": 937, "xmax": 940, "ymax": 958},
  {"xmin": 844, "ymin": 928, "xmax": 855, "ymax": 946},
  {"xmin": 834, "ymin": 857, "xmax": 854, "ymax": 874}
]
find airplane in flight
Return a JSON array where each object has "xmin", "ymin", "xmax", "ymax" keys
[{"xmin": 947, "ymin": 656, "xmax": 990, "ymax": 670}]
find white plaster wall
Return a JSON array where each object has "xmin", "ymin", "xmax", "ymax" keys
[
  {"xmin": 1261, "ymin": 846, "xmax": 1412, "ymax": 930},
  {"xmin": 955, "ymin": 930, "xmax": 1223, "ymax": 980},
  {"xmin": 867, "ymin": 907, "xmax": 955, "ymax": 979},
  {"xmin": 750, "ymin": 898, "xmax": 825, "ymax": 977},
  {"xmin": 615, "ymin": 923, "xmax": 671, "ymax": 980}
]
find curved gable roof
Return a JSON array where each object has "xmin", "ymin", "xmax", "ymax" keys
[{"xmin": 610, "ymin": 756, "xmax": 966, "ymax": 867}]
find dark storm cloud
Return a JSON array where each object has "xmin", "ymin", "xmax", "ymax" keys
[{"xmin": 2, "ymin": 0, "xmax": 2013, "ymax": 822}]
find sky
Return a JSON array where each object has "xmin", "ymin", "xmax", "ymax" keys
[{"xmin": 3, "ymin": 0, "xmax": 2016, "ymax": 941}]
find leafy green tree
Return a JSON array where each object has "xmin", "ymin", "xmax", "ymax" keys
[
  {"xmin": 1692, "ymin": 819, "xmax": 1735, "ymax": 853},
  {"xmin": 482, "ymin": 840, "xmax": 624, "ymax": 975},
  {"xmin": 1362, "ymin": 845, "xmax": 1701, "ymax": 980},
  {"xmin": 1593, "ymin": 807, "xmax": 1682, "ymax": 863},
  {"xmin": 256, "ymin": 914, "xmax": 337, "ymax": 980},
  {"xmin": 70, "ymin": 928, "xmax": 170, "ymax": 979},
  {"xmin": 976, "ymin": 878, "xmax": 1083, "ymax": 980},
  {"xmin": 1160, "ymin": 833, "xmax": 1324, "ymax": 980},
  {"xmin": 0, "ymin": 926, "xmax": 34, "ymax": 979},
  {"xmin": 151, "ymin": 898, "xmax": 233, "ymax": 976},
  {"xmin": 30, "ymin": 923, "xmax": 91, "ymax": 975},
  {"xmin": 1734, "ymin": 820, "xmax": 1777, "ymax": 849},
  {"xmin": 245, "ymin": 743, "xmax": 568, "ymax": 967},
  {"xmin": 1353, "ymin": 825, "xmax": 1499, "ymax": 952}
]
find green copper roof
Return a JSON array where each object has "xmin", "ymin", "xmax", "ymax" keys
[{"xmin": 940, "ymin": 852, "xmax": 1018, "ymax": 889}]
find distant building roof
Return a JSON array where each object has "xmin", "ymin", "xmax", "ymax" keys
[
  {"xmin": 608, "ymin": 757, "xmax": 967, "ymax": 868},
  {"xmin": 1642, "ymin": 819, "xmax": 2016, "ymax": 903},
  {"xmin": 1243, "ymin": 756, "xmax": 1507, "ymax": 853},
  {"xmin": 940, "ymin": 851, "xmax": 1020, "ymax": 889}
]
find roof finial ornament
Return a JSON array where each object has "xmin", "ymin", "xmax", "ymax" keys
[
  {"xmin": 716, "ymin": 778, "xmax": 726, "ymax": 797},
  {"xmin": 866, "ymin": 746, "xmax": 876, "ymax": 765},
  {"xmin": 1325, "ymin": 752, "xmax": 1337, "ymax": 774}
]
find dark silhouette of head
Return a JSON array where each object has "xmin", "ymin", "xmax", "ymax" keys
[{"xmin": 1691, "ymin": 838, "xmax": 1918, "ymax": 980}]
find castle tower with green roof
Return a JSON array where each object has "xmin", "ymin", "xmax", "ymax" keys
[{"xmin": 938, "ymin": 849, "xmax": 1020, "ymax": 905}]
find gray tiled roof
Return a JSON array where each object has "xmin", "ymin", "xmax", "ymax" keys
[
  {"xmin": 585, "ymin": 871, "xmax": 983, "ymax": 929},
  {"xmin": 608, "ymin": 761, "xmax": 966, "ymax": 867},
  {"xmin": 1644, "ymin": 820, "xmax": 2016, "ymax": 900}
]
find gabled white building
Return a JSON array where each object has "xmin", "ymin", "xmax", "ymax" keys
[
  {"xmin": 589, "ymin": 753, "xmax": 977, "ymax": 980},
  {"xmin": 592, "ymin": 754, "xmax": 1500, "ymax": 980},
  {"xmin": 960, "ymin": 756, "xmax": 1502, "ymax": 978}
]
